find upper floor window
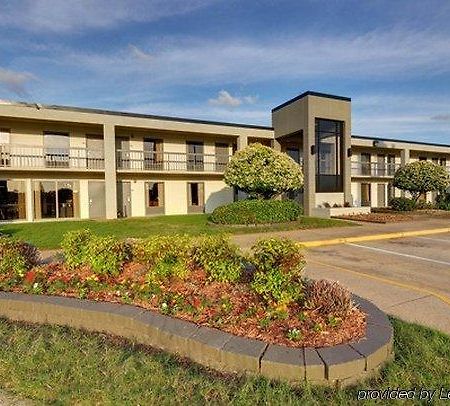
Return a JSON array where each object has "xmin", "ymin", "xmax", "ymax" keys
[
  {"xmin": 186, "ymin": 141, "xmax": 204, "ymax": 171},
  {"xmin": 0, "ymin": 129, "xmax": 10, "ymax": 144},
  {"xmin": 43, "ymin": 132, "xmax": 69, "ymax": 168}
]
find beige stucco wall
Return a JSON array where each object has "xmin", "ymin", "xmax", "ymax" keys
[{"xmin": 204, "ymin": 181, "xmax": 234, "ymax": 213}]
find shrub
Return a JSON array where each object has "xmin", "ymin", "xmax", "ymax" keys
[
  {"xmin": 250, "ymin": 238, "xmax": 305, "ymax": 304},
  {"xmin": 191, "ymin": 235, "xmax": 245, "ymax": 282},
  {"xmin": 0, "ymin": 236, "xmax": 40, "ymax": 277},
  {"xmin": 224, "ymin": 143, "xmax": 303, "ymax": 199},
  {"xmin": 61, "ymin": 230, "xmax": 127, "ymax": 276},
  {"xmin": 389, "ymin": 197, "xmax": 415, "ymax": 212},
  {"xmin": 61, "ymin": 229, "xmax": 93, "ymax": 269},
  {"xmin": 437, "ymin": 192, "xmax": 450, "ymax": 211},
  {"xmin": 84, "ymin": 236, "xmax": 128, "ymax": 276},
  {"xmin": 393, "ymin": 161, "xmax": 450, "ymax": 206},
  {"xmin": 304, "ymin": 279, "xmax": 355, "ymax": 317},
  {"xmin": 131, "ymin": 235, "xmax": 192, "ymax": 282},
  {"xmin": 210, "ymin": 199, "xmax": 303, "ymax": 225}
]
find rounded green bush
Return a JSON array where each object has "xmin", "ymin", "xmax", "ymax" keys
[
  {"xmin": 210, "ymin": 199, "xmax": 303, "ymax": 225},
  {"xmin": 389, "ymin": 197, "xmax": 415, "ymax": 212}
]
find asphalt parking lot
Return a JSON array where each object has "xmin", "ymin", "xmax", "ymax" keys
[{"xmin": 305, "ymin": 233, "xmax": 450, "ymax": 334}]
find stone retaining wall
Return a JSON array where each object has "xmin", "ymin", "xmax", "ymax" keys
[{"xmin": 0, "ymin": 292, "xmax": 393, "ymax": 387}]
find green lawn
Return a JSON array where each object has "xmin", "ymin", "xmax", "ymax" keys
[
  {"xmin": 0, "ymin": 214, "xmax": 352, "ymax": 250},
  {"xmin": 0, "ymin": 318, "xmax": 448, "ymax": 404}
]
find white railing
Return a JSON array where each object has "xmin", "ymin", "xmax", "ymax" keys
[
  {"xmin": 351, "ymin": 161, "xmax": 399, "ymax": 177},
  {"xmin": 0, "ymin": 144, "xmax": 104, "ymax": 170},
  {"xmin": 116, "ymin": 150, "xmax": 231, "ymax": 173}
]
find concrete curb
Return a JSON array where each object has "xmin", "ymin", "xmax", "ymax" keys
[
  {"xmin": 300, "ymin": 227, "xmax": 450, "ymax": 248},
  {"xmin": 0, "ymin": 292, "xmax": 393, "ymax": 387}
]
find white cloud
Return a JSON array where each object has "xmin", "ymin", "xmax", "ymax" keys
[
  {"xmin": 129, "ymin": 45, "xmax": 153, "ymax": 62},
  {"xmin": 0, "ymin": 68, "xmax": 34, "ymax": 95},
  {"xmin": 208, "ymin": 90, "xmax": 259, "ymax": 108},
  {"xmin": 0, "ymin": 0, "xmax": 219, "ymax": 33}
]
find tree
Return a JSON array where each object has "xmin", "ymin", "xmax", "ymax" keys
[
  {"xmin": 224, "ymin": 143, "xmax": 303, "ymax": 199},
  {"xmin": 393, "ymin": 161, "xmax": 450, "ymax": 206}
]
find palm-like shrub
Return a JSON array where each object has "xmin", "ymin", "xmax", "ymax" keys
[
  {"xmin": 393, "ymin": 161, "xmax": 449, "ymax": 206},
  {"xmin": 224, "ymin": 143, "xmax": 303, "ymax": 199}
]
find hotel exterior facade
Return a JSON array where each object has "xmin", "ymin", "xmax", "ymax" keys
[{"xmin": 0, "ymin": 91, "xmax": 449, "ymax": 223}]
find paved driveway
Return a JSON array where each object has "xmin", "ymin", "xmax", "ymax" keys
[{"xmin": 305, "ymin": 233, "xmax": 450, "ymax": 335}]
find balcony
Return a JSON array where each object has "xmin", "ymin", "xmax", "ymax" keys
[
  {"xmin": 0, "ymin": 144, "xmax": 104, "ymax": 170},
  {"xmin": 116, "ymin": 150, "xmax": 231, "ymax": 173},
  {"xmin": 351, "ymin": 161, "xmax": 399, "ymax": 177}
]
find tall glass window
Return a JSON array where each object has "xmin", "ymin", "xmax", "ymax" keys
[
  {"xmin": 315, "ymin": 119, "xmax": 344, "ymax": 193},
  {"xmin": 34, "ymin": 180, "xmax": 79, "ymax": 220},
  {"xmin": 0, "ymin": 180, "xmax": 26, "ymax": 221}
]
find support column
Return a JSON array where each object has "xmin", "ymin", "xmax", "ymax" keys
[
  {"xmin": 271, "ymin": 138, "xmax": 281, "ymax": 152},
  {"xmin": 400, "ymin": 149, "xmax": 410, "ymax": 197},
  {"xmin": 303, "ymin": 124, "xmax": 316, "ymax": 216},
  {"xmin": 103, "ymin": 123, "xmax": 117, "ymax": 219},
  {"xmin": 343, "ymin": 122, "xmax": 352, "ymax": 205},
  {"xmin": 25, "ymin": 179, "xmax": 33, "ymax": 222},
  {"xmin": 237, "ymin": 134, "xmax": 248, "ymax": 151}
]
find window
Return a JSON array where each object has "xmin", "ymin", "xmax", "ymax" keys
[
  {"xmin": 187, "ymin": 141, "xmax": 204, "ymax": 171},
  {"xmin": 215, "ymin": 143, "xmax": 229, "ymax": 172},
  {"xmin": 419, "ymin": 156, "xmax": 427, "ymax": 161},
  {"xmin": 387, "ymin": 155, "xmax": 396, "ymax": 176},
  {"xmin": 144, "ymin": 138, "xmax": 163, "ymax": 170},
  {"xmin": 286, "ymin": 147, "xmax": 301, "ymax": 164},
  {"xmin": 377, "ymin": 154, "xmax": 386, "ymax": 176},
  {"xmin": 315, "ymin": 119, "xmax": 344, "ymax": 193},
  {"xmin": 0, "ymin": 129, "xmax": 10, "ymax": 167},
  {"xmin": 361, "ymin": 183, "xmax": 371, "ymax": 207},
  {"xmin": 187, "ymin": 182, "xmax": 204, "ymax": 213},
  {"xmin": 44, "ymin": 132, "xmax": 69, "ymax": 168},
  {"xmin": 361, "ymin": 153, "xmax": 371, "ymax": 176},
  {"xmin": 439, "ymin": 157, "xmax": 447, "ymax": 167},
  {"xmin": 145, "ymin": 182, "xmax": 164, "ymax": 215},
  {"xmin": 0, "ymin": 180, "xmax": 26, "ymax": 221},
  {"xmin": 34, "ymin": 180, "xmax": 79, "ymax": 220}
]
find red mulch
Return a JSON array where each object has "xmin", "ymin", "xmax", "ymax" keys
[{"xmin": 6, "ymin": 262, "xmax": 366, "ymax": 348}]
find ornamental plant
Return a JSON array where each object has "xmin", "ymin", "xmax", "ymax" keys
[
  {"xmin": 224, "ymin": 143, "xmax": 303, "ymax": 199},
  {"xmin": 250, "ymin": 238, "xmax": 305, "ymax": 305},
  {"xmin": 393, "ymin": 161, "xmax": 450, "ymax": 207},
  {"xmin": 0, "ymin": 236, "xmax": 40, "ymax": 277}
]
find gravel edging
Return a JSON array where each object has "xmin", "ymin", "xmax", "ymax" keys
[{"xmin": 0, "ymin": 292, "xmax": 393, "ymax": 387}]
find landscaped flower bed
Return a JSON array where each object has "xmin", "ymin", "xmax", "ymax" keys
[{"xmin": 0, "ymin": 233, "xmax": 366, "ymax": 348}]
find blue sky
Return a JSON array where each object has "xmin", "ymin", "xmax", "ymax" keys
[{"xmin": 0, "ymin": 0, "xmax": 449, "ymax": 143}]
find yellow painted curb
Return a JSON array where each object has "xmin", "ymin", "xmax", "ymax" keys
[
  {"xmin": 308, "ymin": 258, "xmax": 450, "ymax": 307},
  {"xmin": 299, "ymin": 227, "xmax": 450, "ymax": 248}
]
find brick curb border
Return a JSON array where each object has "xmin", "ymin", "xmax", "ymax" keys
[{"xmin": 0, "ymin": 292, "xmax": 393, "ymax": 387}]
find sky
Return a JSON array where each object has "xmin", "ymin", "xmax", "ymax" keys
[{"xmin": 0, "ymin": 0, "xmax": 449, "ymax": 144}]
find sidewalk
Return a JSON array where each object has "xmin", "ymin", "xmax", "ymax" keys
[{"xmin": 231, "ymin": 217, "xmax": 450, "ymax": 249}]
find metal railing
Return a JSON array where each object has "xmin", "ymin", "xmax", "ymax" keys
[
  {"xmin": 351, "ymin": 161, "xmax": 399, "ymax": 177},
  {"xmin": 0, "ymin": 144, "xmax": 104, "ymax": 170},
  {"xmin": 116, "ymin": 150, "xmax": 231, "ymax": 172}
]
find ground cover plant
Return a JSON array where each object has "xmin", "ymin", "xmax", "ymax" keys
[
  {"xmin": 210, "ymin": 199, "xmax": 303, "ymax": 225},
  {"xmin": 0, "ymin": 233, "xmax": 365, "ymax": 348},
  {"xmin": 0, "ymin": 214, "xmax": 352, "ymax": 250},
  {"xmin": 0, "ymin": 317, "xmax": 448, "ymax": 404}
]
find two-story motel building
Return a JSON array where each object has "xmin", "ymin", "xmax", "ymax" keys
[{"xmin": 0, "ymin": 91, "xmax": 449, "ymax": 223}]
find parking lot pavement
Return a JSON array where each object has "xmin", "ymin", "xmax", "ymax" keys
[{"xmin": 305, "ymin": 233, "xmax": 450, "ymax": 335}]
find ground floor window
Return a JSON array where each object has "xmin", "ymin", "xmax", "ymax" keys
[
  {"xmin": 34, "ymin": 180, "xmax": 79, "ymax": 220},
  {"xmin": 361, "ymin": 183, "xmax": 371, "ymax": 207},
  {"xmin": 187, "ymin": 182, "xmax": 204, "ymax": 213},
  {"xmin": 0, "ymin": 180, "xmax": 26, "ymax": 221},
  {"xmin": 145, "ymin": 182, "xmax": 165, "ymax": 215}
]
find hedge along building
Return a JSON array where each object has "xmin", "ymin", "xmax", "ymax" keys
[{"xmin": 0, "ymin": 91, "xmax": 449, "ymax": 222}]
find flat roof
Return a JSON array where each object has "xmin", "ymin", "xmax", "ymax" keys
[
  {"xmin": 352, "ymin": 135, "xmax": 450, "ymax": 149},
  {"xmin": 272, "ymin": 91, "xmax": 351, "ymax": 112},
  {"xmin": 0, "ymin": 101, "xmax": 274, "ymax": 131}
]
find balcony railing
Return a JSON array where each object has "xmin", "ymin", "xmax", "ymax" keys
[
  {"xmin": 352, "ymin": 161, "xmax": 399, "ymax": 177},
  {"xmin": 0, "ymin": 144, "xmax": 104, "ymax": 170},
  {"xmin": 116, "ymin": 150, "xmax": 231, "ymax": 172}
]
